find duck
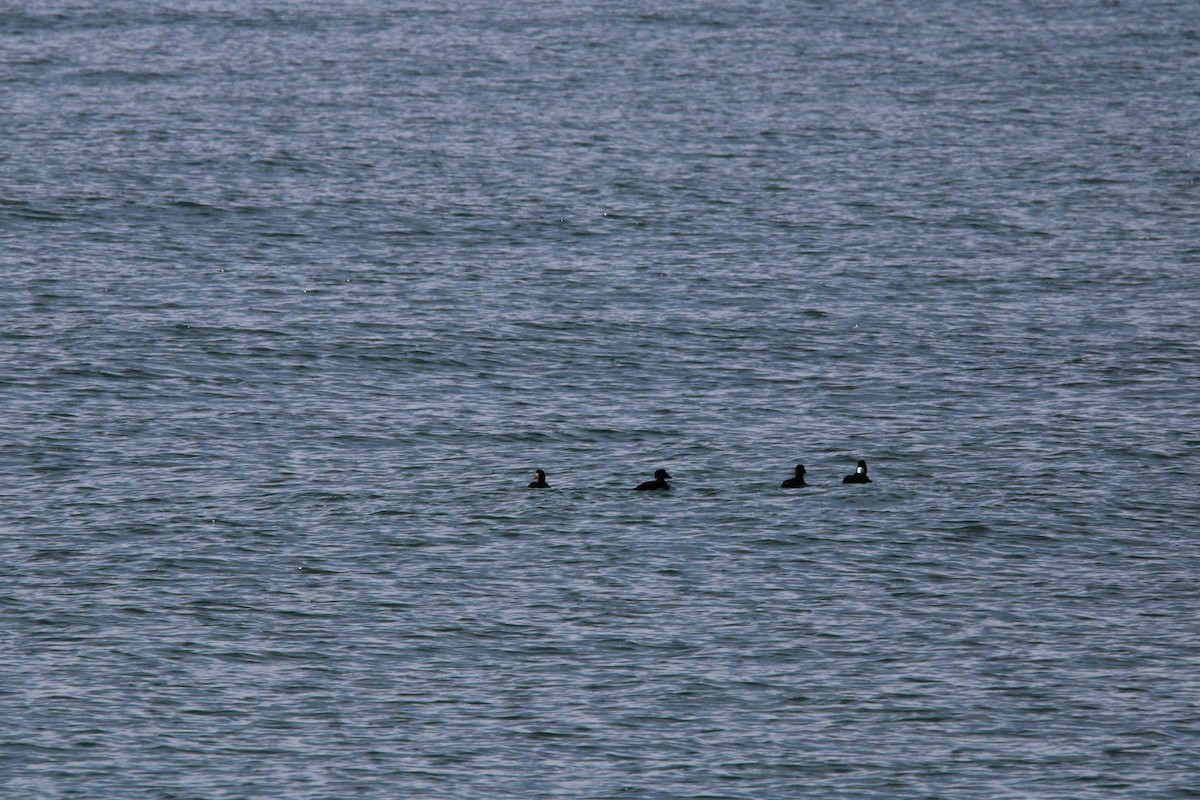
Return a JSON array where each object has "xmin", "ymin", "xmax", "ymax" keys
[
  {"xmin": 781, "ymin": 464, "xmax": 807, "ymax": 488},
  {"xmin": 527, "ymin": 469, "xmax": 550, "ymax": 489},
  {"xmin": 842, "ymin": 459, "xmax": 872, "ymax": 484},
  {"xmin": 635, "ymin": 469, "xmax": 672, "ymax": 491}
]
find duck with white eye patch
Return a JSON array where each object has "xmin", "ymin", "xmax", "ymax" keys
[{"xmin": 842, "ymin": 460, "xmax": 872, "ymax": 484}]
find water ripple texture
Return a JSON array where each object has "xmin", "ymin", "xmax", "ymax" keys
[{"xmin": 3, "ymin": 1, "xmax": 1199, "ymax": 798}]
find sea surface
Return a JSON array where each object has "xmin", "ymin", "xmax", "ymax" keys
[{"xmin": 3, "ymin": 1, "xmax": 1199, "ymax": 797}]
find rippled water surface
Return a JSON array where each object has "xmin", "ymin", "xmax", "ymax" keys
[{"xmin": 3, "ymin": 1, "xmax": 1200, "ymax": 797}]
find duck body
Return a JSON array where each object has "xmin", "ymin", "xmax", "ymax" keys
[
  {"xmin": 781, "ymin": 465, "xmax": 807, "ymax": 488},
  {"xmin": 842, "ymin": 460, "xmax": 872, "ymax": 484},
  {"xmin": 528, "ymin": 469, "xmax": 550, "ymax": 489},
  {"xmin": 635, "ymin": 469, "xmax": 672, "ymax": 491}
]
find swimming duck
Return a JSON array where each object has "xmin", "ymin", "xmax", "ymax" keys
[
  {"xmin": 528, "ymin": 469, "xmax": 550, "ymax": 489},
  {"xmin": 842, "ymin": 459, "xmax": 872, "ymax": 484},
  {"xmin": 635, "ymin": 469, "xmax": 672, "ymax": 491},
  {"xmin": 781, "ymin": 464, "xmax": 807, "ymax": 488}
]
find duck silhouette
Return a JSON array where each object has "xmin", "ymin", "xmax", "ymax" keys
[
  {"xmin": 781, "ymin": 464, "xmax": 807, "ymax": 488},
  {"xmin": 842, "ymin": 460, "xmax": 872, "ymax": 484},
  {"xmin": 635, "ymin": 469, "xmax": 672, "ymax": 491}
]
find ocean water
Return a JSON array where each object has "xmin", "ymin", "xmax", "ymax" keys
[{"xmin": 3, "ymin": 1, "xmax": 1200, "ymax": 797}]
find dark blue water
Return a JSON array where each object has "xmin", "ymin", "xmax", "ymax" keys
[{"xmin": 3, "ymin": 1, "xmax": 1199, "ymax": 797}]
